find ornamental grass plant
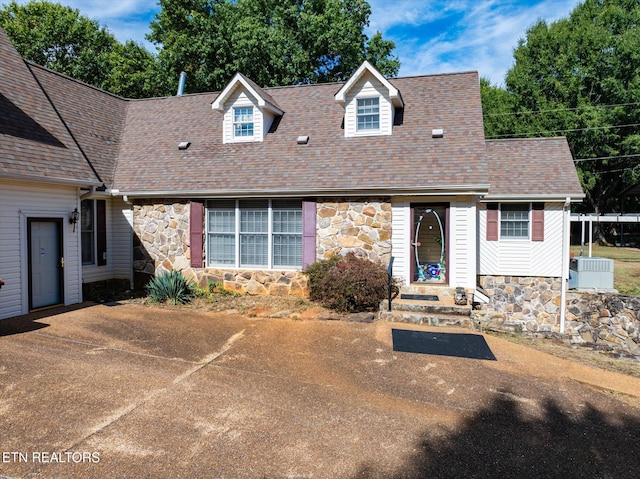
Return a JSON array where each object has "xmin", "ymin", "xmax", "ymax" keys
[{"xmin": 146, "ymin": 270, "xmax": 196, "ymax": 305}]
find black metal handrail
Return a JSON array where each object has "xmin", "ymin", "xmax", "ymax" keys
[{"xmin": 387, "ymin": 256, "xmax": 395, "ymax": 312}]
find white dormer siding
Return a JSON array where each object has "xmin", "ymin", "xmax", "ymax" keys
[
  {"xmin": 335, "ymin": 60, "xmax": 403, "ymax": 139},
  {"xmin": 221, "ymin": 89, "xmax": 276, "ymax": 143},
  {"xmin": 212, "ymin": 72, "xmax": 283, "ymax": 144},
  {"xmin": 344, "ymin": 76, "xmax": 394, "ymax": 137}
]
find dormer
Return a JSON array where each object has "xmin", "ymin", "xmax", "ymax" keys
[
  {"xmin": 334, "ymin": 60, "xmax": 403, "ymax": 138},
  {"xmin": 212, "ymin": 73, "xmax": 283, "ymax": 144}
]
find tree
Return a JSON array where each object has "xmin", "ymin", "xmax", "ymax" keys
[
  {"xmin": 147, "ymin": 0, "xmax": 399, "ymax": 93},
  {"xmin": 0, "ymin": 1, "xmax": 168, "ymax": 98},
  {"xmin": 480, "ymin": 78, "xmax": 516, "ymax": 138},
  {"xmin": 482, "ymin": 0, "xmax": 640, "ymax": 219}
]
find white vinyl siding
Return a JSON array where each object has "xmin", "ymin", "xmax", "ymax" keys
[
  {"xmin": 391, "ymin": 199, "xmax": 411, "ymax": 285},
  {"xmin": 82, "ymin": 197, "xmax": 133, "ymax": 285},
  {"xmin": 478, "ymin": 202, "xmax": 564, "ymax": 277},
  {"xmin": 221, "ymin": 88, "xmax": 275, "ymax": 143},
  {"xmin": 391, "ymin": 198, "xmax": 477, "ymax": 290},
  {"xmin": 344, "ymin": 75, "xmax": 394, "ymax": 137},
  {"xmin": 0, "ymin": 179, "xmax": 81, "ymax": 320},
  {"xmin": 448, "ymin": 199, "xmax": 477, "ymax": 288}
]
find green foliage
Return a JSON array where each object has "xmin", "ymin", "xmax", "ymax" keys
[
  {"xmin": 2, "ymin": 0, "xmax": 397, "ymax": 97},
  {"xmin": 0, "ymin": 1, "xmax": 168, "ymax": 98},
  {"xmin": 146, "ymin": 270, "xmax": 196, "ymax": 305},
  {"xmin": 148, "ymin": 0, "xmax": 399, "ymax": 93},
  {"xmin": 481, "ymin": 0, "xmax": 640, "ymax": 217},
  {"xmin": 305, "ymin": 253, "xmax": 395, "ymax": 313}
]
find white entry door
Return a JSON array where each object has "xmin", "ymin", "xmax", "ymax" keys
[{"xmin": 28, "ymin": 219, "xmax": 63, "ymax": 309}]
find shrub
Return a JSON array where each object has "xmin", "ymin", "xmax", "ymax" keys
[
  {"xmin": 305, "ymin": 253, "xmax": 397, "ymax": 313},
  {"xmin": 146, "ymin": 270, "xmax": 196, "ymax": 305}
]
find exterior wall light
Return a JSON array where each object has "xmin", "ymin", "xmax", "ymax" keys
[{"xmin": 69, "ymin": 207, "xmax": 79, "ymax": 232}]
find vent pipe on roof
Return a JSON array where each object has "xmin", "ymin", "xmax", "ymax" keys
[{"xmin": 177, "ymin": 71, "xmax": 187, "ymax": 96}]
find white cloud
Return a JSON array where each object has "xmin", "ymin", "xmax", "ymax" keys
[
  {"xmin": 7, "ymin": 0, "xmax": 581, "ymax": 81},
  {"xmin": 369, "ymin": 0, "xmax": 581, "ymax": 84}
]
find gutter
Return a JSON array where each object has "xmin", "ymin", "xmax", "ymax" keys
[
  {"xmin": 0, "ymin": 173, "xmax": 103, "ymax": 188},
  {"xmin": 481, "ymin": 194, "xmax": 586, "ymax": 202},
  {"xmin": 115, "ymin": 184, "xmax": 492, "ymax": 200}
]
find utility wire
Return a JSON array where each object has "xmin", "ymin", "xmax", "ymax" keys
[
  {"xmin": 483, "ymin": 101, "xmax": 640, "ymax": 117},
  {"xmin": 486, "ymin": 122, "xmax": 640, "ymax": 139},
  {"xmin": 575, "ymin": 154, "xmax": 640, "ymax": 162}
]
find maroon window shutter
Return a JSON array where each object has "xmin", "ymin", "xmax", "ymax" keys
[
  {"xmin": 96, "ymin": 200, "xmax": 107, "ymax": 266},
  {"xmin": 190, "ymin": 201, "xmax": 204, "ymax": 267},
  {"xmin": 486, "ymin": 203, "xmax": 499, "ymax": 241},
  {"xmin": 532, "ymin": 203, "xmax": 545, "ymax": 241},
  {"xmin": 302, "ymin": 200, "xmax": 316, "ymax": 269}
]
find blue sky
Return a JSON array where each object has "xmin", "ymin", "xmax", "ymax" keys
[{"xmin": 10, "ymin": 0, "xmax": 581, "ymax": 85}]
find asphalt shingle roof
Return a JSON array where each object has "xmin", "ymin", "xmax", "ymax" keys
[
  {"xmin": 113, "ymin": 72, "xmax": 490, "ymax": 196},
  {"xmin": 0, "ymin": 28, "xmax": 100, "ymax": 186},
  {"xmin": 29, "ymin": 63, "xmax": 128, "ymax": 186},
  {"xmin": 0, "ymin": 27, "xmax": 583, "ymax": 200},
  {"xmin": 486, "ymin": 138, "xmax": 584, "ymax": 198}
]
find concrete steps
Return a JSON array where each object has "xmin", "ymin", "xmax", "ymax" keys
[{"xmin": 379, "ymin": 285, "xmax": 472, "ymax": 327}]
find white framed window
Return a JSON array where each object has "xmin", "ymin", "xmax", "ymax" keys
[
  {"xmin": 356, "ymin": 97, "xmax": 380, "ymax": 131},
  {"xmin": 500, "ymin": 204, "xmax": 529, "ymax": 239},
  {"xmin": 233, "ymin": 107, "xmax": 254, "ymax": 137},
  {"xmin": 206, "ymin": 199, "xmax": 302, "ymax": 268}
]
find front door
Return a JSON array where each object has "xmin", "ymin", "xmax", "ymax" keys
[
  {"xmin": 28, "ymin": 218, "xmax": 64, "ymax": 310},
  {"xmin": 411, "ymin": 204, "xmax": 448, "ymax": 283}
]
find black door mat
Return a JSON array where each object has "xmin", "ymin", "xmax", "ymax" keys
[
  {"xmin": 400, "ymin": 294, "xmax": 439, "ymax": 301},
  {"xmin": 392, "ymin": 329, "xmax": 496, "ymax": 360}
]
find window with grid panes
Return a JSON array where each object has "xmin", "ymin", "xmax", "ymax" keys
[
  {"xmin": 500, "ymin": 204, "xmax": 529, "ymax": 238},
  {"xmin": 272, "ymin": 200, "xmax": 302, "ymax": 267},
  {"xmin": 356, "ymin": 97, "xmax": 380, "ymax": 131},
  {"xmin": 207, "ymin": 200, "xmax": 236, "ymax": 265},
  {"xmin": 233, "ymin": 107, "xmax": 254, "ymax": 137},
  {"xmin": 206, "ymin": 200, "xmax": 302, "ymax": 268}
]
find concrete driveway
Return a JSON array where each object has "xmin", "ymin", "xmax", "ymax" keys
[{"xmin": 1, "ymin": 303, "xmax": 640, "ymax": 479}]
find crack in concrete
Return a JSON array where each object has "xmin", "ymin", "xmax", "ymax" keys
[{"xmin": 23, "ymin": 329, "xmax": 246, "ymax": 478}]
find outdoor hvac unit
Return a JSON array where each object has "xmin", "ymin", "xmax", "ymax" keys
[{"xmin": 568, "ymin": 257, "xmax": 614, "ymax": 290}]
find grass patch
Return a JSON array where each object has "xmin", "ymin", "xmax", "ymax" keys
[{"xmin": 571, "ymin": 244, "xmax": 640, "ymax": 294}]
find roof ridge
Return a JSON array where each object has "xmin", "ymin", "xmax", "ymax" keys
[{"xmin": 26, "ymin": 60, "xmax": 129, "ymax": 101}]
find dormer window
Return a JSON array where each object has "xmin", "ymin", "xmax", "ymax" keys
[
  {"xmin": 335, "ymin": 61, "xmax": 403, "ymax": 138},
  {"xmin": 233, "ymin": 107, "xmax": 254, "ymax": 137},
  {"xmin": 212, "ymin": 73, "xmax": 284, "ymax": 144},
  {"xmin": 356, "ymin": 98, "xmax": 380, "ymax": 131}
]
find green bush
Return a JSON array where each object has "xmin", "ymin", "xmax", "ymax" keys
[
  {"xmin": 305, "ymin": 253, "xmax": 397, "ymax": 313},
  {"xmin": 146, "ymin": 270, "xmax": 196, "ymax": 305}
]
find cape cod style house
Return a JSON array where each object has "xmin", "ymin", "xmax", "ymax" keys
[{"xmin": 0, "ymin": 28, "xmax": 584, "ymax": 329}]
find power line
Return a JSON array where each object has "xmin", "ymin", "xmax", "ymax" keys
[
  {"xmin": 575, "ymin": 154, "xmax": 640, "ymax": 162},
  {"xmin": 486, "ymin": 122, "xmax": 640, "ymax": 139},
  {"xmin": 483, "ymin": 101, "xmax": 640, "ymax": 117}
]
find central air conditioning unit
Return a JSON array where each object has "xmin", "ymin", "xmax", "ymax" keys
[{"xmin": 568, "ymin": 257, "xmax": 615, "ymax": 290}]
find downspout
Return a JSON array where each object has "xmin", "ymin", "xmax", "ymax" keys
[{"xmin": 560, "ymin": 197, "xmax": 571, "ymax": 334}]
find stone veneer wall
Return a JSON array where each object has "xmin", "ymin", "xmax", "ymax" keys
[
  {"xmin": 132, "ymin": 200, "xmax": 308, "ymax": 297},
  {"xmin": 473, "ymin": 275, "xmax": 640, "ymax": 357},
  {"xmin": 472, "ymin": 276, "xmax": 564, "ymax": 333},
  {"xmin": 316, "ymin": 198, "xmax": 392, "ymax": 263}
]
